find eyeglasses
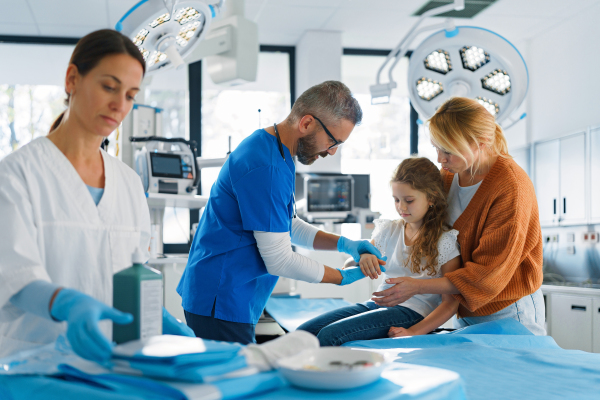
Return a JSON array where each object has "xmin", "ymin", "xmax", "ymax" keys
[{"xmin": 312, "ymin": 115, "xmax": 343, "ymax": 150}]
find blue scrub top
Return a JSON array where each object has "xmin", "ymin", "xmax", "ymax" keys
[{"xmin": 177, "ymin": 129, "xmax": 295, "ymax": 324}]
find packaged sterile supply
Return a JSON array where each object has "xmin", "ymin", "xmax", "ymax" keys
[{"xmin": 113, "ymin": 248, "xmax": 163, "ymax": 344}]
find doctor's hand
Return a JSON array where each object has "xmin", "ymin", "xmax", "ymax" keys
[
  {"xmin": 371, "ymin": 277, "xmax": 421, "ymax": 307},
  {"xmin": 50, "ymin": 288, "xmax": 133, "ymax": 363},
  {"xmin": 339, "ymin": 266, "xmax": 386, "ymax": 286},
  {"xmin": 337, "ymin": 236, "xmax": 384, "ymax": 263},
  {"xmin": 163, "ymin": 307, "xmax": 195, "ymax": 337}
]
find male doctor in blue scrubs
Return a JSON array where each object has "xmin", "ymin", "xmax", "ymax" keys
[{"xmin": 177, "ymin": 81, "xmax": 385, "ymax": 344}]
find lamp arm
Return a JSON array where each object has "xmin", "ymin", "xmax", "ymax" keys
[
  {"xmin": 375, "ymin": 0, "xmax": 464, "ymax": 86},
  {"xmin": 386, "ymin": 21, "xmax": 449, "ymax": 84}
]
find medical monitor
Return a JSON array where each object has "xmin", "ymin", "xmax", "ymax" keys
[{"xmin": 303, "ymin": 174, "xmax": 354, "ymax": 219}]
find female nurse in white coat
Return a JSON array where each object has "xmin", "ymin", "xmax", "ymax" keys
[{"xmin": 0, "ymin": 29, "xmax": 193, "ymax": 362}]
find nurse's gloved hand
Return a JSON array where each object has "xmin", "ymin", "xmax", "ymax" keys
[
  {"xmin": 50, "ymin": 288, "xmax": 133, "ymax": 362},
  {"xmin": 339, "ymin": 266, "xmax": 386, "ymax": 286},
  {"xmin": 163, "ymin": 307, "xmax": 195, "ymax": 337},
  {"xmin": 337, "ymin": 236, "xmax": 384, "ymax": 262}
]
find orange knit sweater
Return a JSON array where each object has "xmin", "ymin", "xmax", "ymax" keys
[{"xmin": 442, "ymin": 156, "xmax": 543, "ymax": 318}]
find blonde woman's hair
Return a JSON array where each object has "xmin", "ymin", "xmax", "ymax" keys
[
  {"xmin": 391, "ymin": 157, "xmax": 450, "ymax": 277},
  {"xmin": 427, "ymin": 97, "xmax": 511, "ymax": 176}
]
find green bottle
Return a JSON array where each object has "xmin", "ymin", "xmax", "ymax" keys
[{"xmin": 113, "ymin": 248, "xmax": 163, "ymax": 344}]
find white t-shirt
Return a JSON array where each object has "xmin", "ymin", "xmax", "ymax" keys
[
  {"xmin": 371, "ymin": 219, "xmax": 460, "ymax": 318},
  {"xmin": 447, "ymin": 173, "xmax": 482, "ymax": 227}
]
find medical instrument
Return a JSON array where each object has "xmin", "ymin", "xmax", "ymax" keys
[
  {"xmin": 276, "ymin": 347, "xmax": 387, "ymax": 390},
  {"xmin": 113, "ymin": 248, "xmax": 163, "ymax": 344},
  {"xmin": 303, "ymin": 174, "xmax": 354, "ymax": 220},
  {"xmin": 116, "ymin": 0, "xmax": 259, "ymax": 86},
  {"xmin": 50, "ymin": 289, "xmax": 134, "ymax": 362},
  {"xmin": 132, "ymin": 136, "xmax": 200, "ymax": 195},
  {"xmin": 370, "ymin": 0, "xmax": 528, "ymax": 126}
]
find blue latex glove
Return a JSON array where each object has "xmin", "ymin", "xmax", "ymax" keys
[
  {"xmin": 337, "ymin": 236, "xmax": 384, "ymax": 262},
  {"xmin": 162, "ymin": 307, "xmax": 195, "ymax": 337},
  {"xmin": 339, "ymin": 266, "xmax": 386, "ymax": 286},
  {"xmin": 50, "ymin": 289, "xmax": 133, "ymax": 362}
]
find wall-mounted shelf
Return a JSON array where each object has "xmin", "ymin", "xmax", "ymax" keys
[{"xmin": 146, "ymin": 193, "xmax": 209, "ymax": 209}]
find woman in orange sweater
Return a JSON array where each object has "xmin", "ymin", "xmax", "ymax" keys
[{"xmin": 373, "ymin": 97, "xmax": 545, "ymax": 335}]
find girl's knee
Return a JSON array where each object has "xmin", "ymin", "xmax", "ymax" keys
[{"xmin": 316, "ymin": 326, "xmax": 342, "ymax": 346}]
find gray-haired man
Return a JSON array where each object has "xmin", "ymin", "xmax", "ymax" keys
[{"xmin": 177, "ymin": 81, "xmax": 385, "ymax": 344}]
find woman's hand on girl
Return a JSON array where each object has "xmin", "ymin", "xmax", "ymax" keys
[
  {"xmin": 371, "ymin": 276, "xmax": 421, "ymax": 307},
  {"xmin": 359, "ymin": 254, "xmax": 387, "ymax": 279},
  {"xmin": 388, "ymin": 326, "xmax": 417, "ymax": 338}
]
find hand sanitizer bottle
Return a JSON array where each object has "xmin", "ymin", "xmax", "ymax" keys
[{"xmin": 113, "ymin": 248, "xmax": 163, "ymax": 344}]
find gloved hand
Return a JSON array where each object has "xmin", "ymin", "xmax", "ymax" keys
[
  {"xmin": 339, "ymin": 266, "xmax": 386, "ymax": 286},
  {"xmin": 162, "ymin": 307, "xmax": 195, "ymax": 337},
  {"xmin": 50, "ymin": 288, "xmax": 133, "ymax": 362},
  {"xmin": 337, "ymin": 236, "xmax": 384, "ymax": 262}
]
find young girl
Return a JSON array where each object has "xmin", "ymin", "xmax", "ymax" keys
[{"xmin": 297, "ymin": 157, "xmax": 461, "ymax": 346}]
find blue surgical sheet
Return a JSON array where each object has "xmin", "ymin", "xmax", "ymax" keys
[{"xmin": 346, "ymin": 319, "xmax": 600, "ymax": 400}]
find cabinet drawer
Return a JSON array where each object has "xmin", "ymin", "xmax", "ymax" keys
[{"xmin": 550, "ymin": 294, "xmax": 592, "ymax": 352}]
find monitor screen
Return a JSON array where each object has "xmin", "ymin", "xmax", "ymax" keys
[
  {"xmin": 307, "ymin": 178, "xmax": 352, "ymax": 212},
  {"xmin": 150, "ymin": 153, "xmax": 182, "ymax": 178}
]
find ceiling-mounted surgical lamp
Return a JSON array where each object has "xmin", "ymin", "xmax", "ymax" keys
[
  {"xmin": 116, "ymin": 0, "xmax": 224, "ymax": 74},
  {"xmin": 370, "ymin": 0, "xmax": 528, "ymax": 125}
]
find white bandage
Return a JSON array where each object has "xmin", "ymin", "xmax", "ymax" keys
[{"xmin": 254, "ymin": 228, "xmax": 324, "ymax": 283}]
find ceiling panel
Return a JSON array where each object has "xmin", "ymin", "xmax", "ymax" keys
[
  {"xmin": 0, "ymin": 22, "xmax": 39, "ymax": 36},
  {"xmin": 27, "ymin": 0, "xmax": 109, "ymax": 28},
  {"xmin": 106, "ymin": 0, "xmax": 139, "ymax": 27},
  {"xmin": 36, "ymin": 23, "xmax": 107, "ymax": 37},
  {"xmin": 0, "ymin": 0, "xmax": 37, "ymax": 24},
  {"xmin": 255, "ymin": 4, "xmax": 338, "ymax": 33}
]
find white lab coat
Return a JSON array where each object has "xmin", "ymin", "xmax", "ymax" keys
[{"xmin": 0, "ymin": 137, "xmax": 151, "ymax": 358}]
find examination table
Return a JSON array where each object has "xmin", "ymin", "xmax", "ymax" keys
[{"xmin": 1, "ymin": 297, "xmax": 599, "ymax": 400}]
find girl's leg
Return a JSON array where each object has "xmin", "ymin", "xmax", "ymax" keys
[
  {"xmin": 297, "ymin": 303, "xmax": 374, "ymax": 337},
  {"xmin": 316, "ymin": 304, "xmax": 423, "ymax": 346}
]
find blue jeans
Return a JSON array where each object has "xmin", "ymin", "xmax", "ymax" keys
[
  {"xmin": 297, "ymin": 301, "xmax": 424, "ymax": 346},
  {"xmin": 453, "ymin": 288, "xmax": 546, "ymax": 335}
]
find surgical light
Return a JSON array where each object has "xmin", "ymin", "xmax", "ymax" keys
[
  {"xmin": 424, "ymin": 49, "xmax": 452, "ymax": 74},
  {"xmin": 175, "ymin": 7, "xmax": 201, "ymax": 24},
  {"xmin": 370, "ymin": 0, "xmax": 528, "ymax": 125},
  {"xmin": 116, "ymin": 0, "xmax": 224, "ymax": 74},
  {"xmin": 416, "ymin": 77, "xmax": 444, "ymax": 101},
  {"xmin": 460, "ymin": 46, "xmax": 490, "ymax": 71},
  {"xmin": 476, "ymin": 97, "xmax": 499, "ymax": 117},
  {"xmin": 133, "ymin": 29, "xmax": 149, "ymax": 46},
  {"xmin": 482, "ymin": 69, "xmax": 511, "ymax": 95}
]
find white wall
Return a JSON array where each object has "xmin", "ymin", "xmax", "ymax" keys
[{"xmin": 527, "ymin": 2, "xmax": 600, "ymax": 143}]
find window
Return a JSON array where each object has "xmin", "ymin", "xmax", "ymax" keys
[
  {"xmin": 0, "ymin": 43, "xmax": 73, "ymax": 159},
  {"xmin": 340, "ymin": 53, "xmax": 411, "ymax": 219},
  {"xmin": 200, "ymin": 50, "xmax": 292, "ymax": 195}
]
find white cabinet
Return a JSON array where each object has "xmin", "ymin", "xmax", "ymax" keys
[
  {"xmin": 594, "ymin": 297, "xmax": 600, "ymax": 353},
  {"xmin": 559, "ymin": 133, "xmax": 586, "ymax": 225},
  {"xmin": 549, "ymin": 294, "xmax": 593, "ymax": 352},
  {"xmin": 590, "ymin": 127, "xmax": 600, "ymax": 222},
  {"xmin": 534, "ymin": 132, "xmax": 586, "ymax": 227},
  {"xmin": 542, "ymin": 285, "xmax": 600, "ymax": 353},
  {"xmin": 534, "ymin": 140, "xmax": 560, "ymax": 226}
]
